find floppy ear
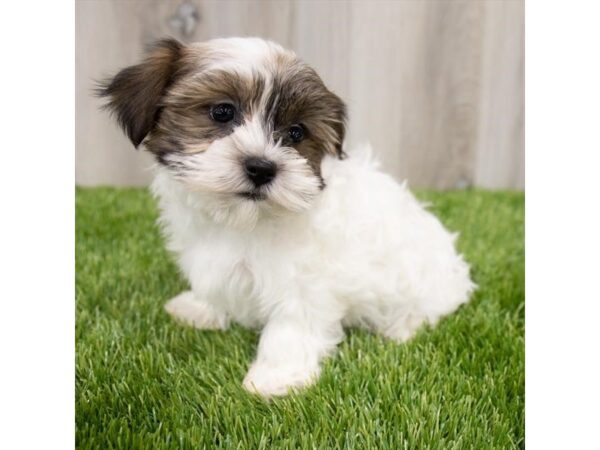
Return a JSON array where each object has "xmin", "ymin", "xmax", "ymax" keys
[{"xmin": 98, "ymin": 38, "xmax": 184, "ymax": 147}]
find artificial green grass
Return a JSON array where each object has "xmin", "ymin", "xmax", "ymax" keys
[{"xmin": 76, "ymin": 187, "xmax": 524, "ymax": 449}]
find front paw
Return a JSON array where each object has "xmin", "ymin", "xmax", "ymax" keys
[{"xmin": 242, "ymin": 361, "xmax": 320, "ymax": 398}]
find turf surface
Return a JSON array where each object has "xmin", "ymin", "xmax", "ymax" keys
[{"xmin": 76, "ymin": 188, "xmax": 524, "ymax": 449}]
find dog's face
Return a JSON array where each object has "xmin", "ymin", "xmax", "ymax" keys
[{"xmin": 100, "ymin": 37, "xmax": 346, "ymax": 227}]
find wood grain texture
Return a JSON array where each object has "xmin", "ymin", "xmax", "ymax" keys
[
  {"xmin": 76, "ymin": 0, "xmax": 524, "ymax": 189},
  {"xmin": 475, "ymin": 0, "xmax": 524, "ymax": 189}
]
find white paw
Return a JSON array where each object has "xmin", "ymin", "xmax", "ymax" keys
[
  {"xmin": 164, "ymin": 291, "xmax": 228, "ymax": 330},
  {"xmin": 242, "ymin": 361, "xmax": 320, "ymax": 398}
]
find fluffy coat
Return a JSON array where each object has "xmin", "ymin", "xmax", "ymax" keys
[
  {"xmin": 100, "ymin": 37, "xmax": 475, "ymax": 397},
  {"xmin": 155, "ymin": 145, "xmax": 474, "ymax": 396}
]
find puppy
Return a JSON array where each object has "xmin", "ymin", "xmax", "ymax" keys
[{"xmin": 100, "ymin": 37, "xmax": 475, "ymax": 397}]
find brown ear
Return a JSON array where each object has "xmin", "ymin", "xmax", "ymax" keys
[{"xmin": 98, "ymin": 38, "xmax": 184, "ymax": 147}]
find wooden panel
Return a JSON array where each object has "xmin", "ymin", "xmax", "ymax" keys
[
  {"xmin": 76, "ymin": 0, "xmax": 524, "ymax": 189},
  {"xmin": 475, "ymin": 0, "xmax": 525, "ymax": 189},
  {"xmin": 346, "ymin": 1, "xmax": 484, "ymax": 189},
  {"xmin": 291, "ymin": 0, "xmax": 352, "ymax": 101},
  {"xmin": 76, "ymin": 0, "xmax": 183, "ymax": 186}
]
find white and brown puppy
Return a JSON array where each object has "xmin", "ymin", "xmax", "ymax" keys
[{"xmin": 100, "ymin": 37, "xmax": 475, "ymax": 397}]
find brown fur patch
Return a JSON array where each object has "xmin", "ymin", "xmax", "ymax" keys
[
  {"xmin": 265, "ymin": 59, "xmax": 347, "ymax": 175},
  {"xmin": 146, "ymin": 69, "xmax": 266, "ymax": 155},
  {"xmin": 98, "ymin": 38, "xmax": 186, "ymax": 147}
]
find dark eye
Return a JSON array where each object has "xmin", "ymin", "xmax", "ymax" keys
[
  {"xmin": 210, "ymin": 103, "xmax": 235, "ymax": 123},
  {"xmin": 288, "ymin": 124, "xmax": 305, "ymax": 143}
]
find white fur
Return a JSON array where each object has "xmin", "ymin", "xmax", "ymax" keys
[
  {"xmin": 155, "ymin": 144, "xmax": 475, "ymax": 397},
  {"xmin": 189, "ymin": 37, "xmax": 287, "ymax": 78},
  {"xmin": 159, "ymin": 110, "xmax": 323, "ymax": 234},
  {"xmin": 164, "ymin": 291, "xmax": 228, "ymax": 330},
  {"xmin": 144, "ymin": 37, "xmax": 476, "ymax": 397}
]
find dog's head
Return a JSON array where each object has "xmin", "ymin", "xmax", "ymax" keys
[{"xmin": 99, "ymin": 37, "xmax": 346, "ymax": 226}]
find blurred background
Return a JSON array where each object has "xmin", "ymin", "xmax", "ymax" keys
[{"xmin": 76, "ymin": 0, "xmax": 523, "ymax": 190}]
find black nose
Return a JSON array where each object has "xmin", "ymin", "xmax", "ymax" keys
[{"xmin": 244, "ymin": 157, "xmax": 277, "ymax": 187}]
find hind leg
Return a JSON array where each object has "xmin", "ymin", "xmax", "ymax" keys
[
  {"xmin": 380, "ymin": 310, "xmax": 430, "ymax": 342},
  {"xmin": 164, "ymin": 291, "xmax": 229, "ymax": 330},
  {"xmin": 362, "ymin": 305, "xmax": 432, "ymax": 343},
  {"xmin": 345, "ymin": 304, "xmax": 429, "ymax": 343}
]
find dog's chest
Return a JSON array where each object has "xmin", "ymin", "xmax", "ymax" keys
[
  {"xmin": 219, "ymin": 257, "xmax": 264, "ymax": 327},
  {"xmin": 187, "ymin": 232, "xmax": 299, "ymax": 327}
]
